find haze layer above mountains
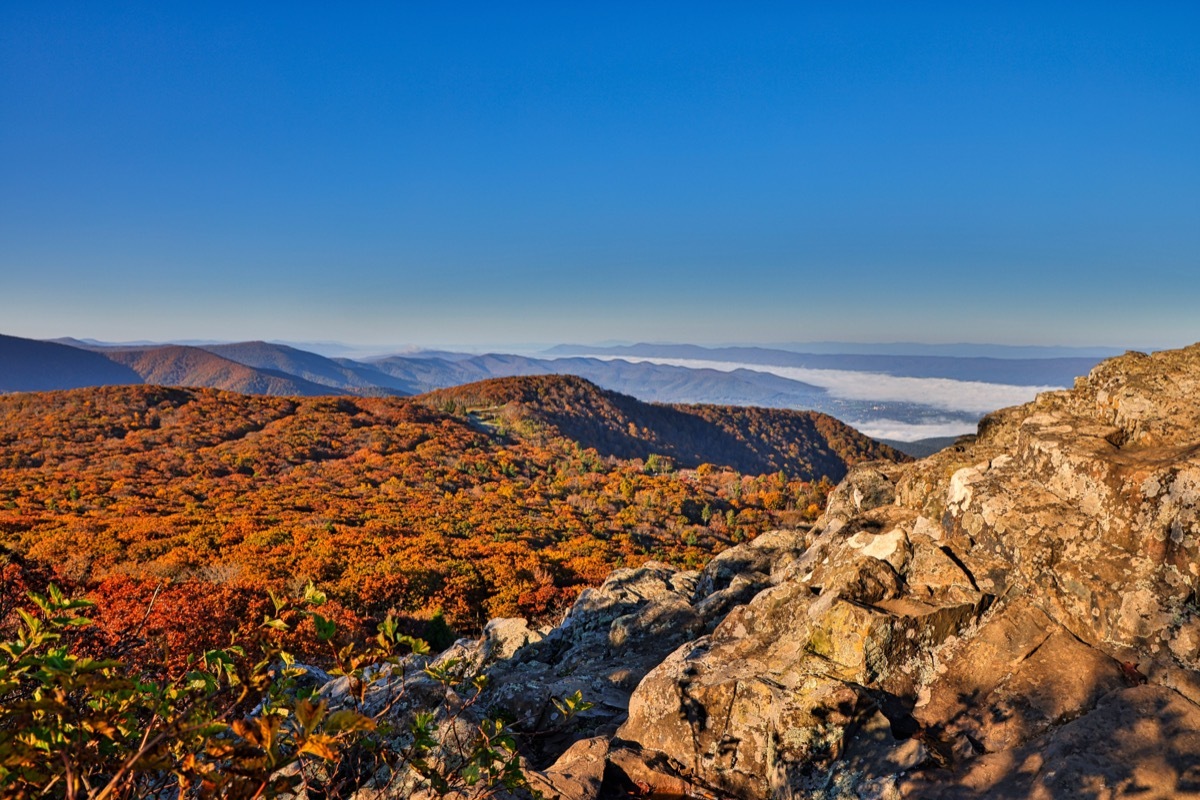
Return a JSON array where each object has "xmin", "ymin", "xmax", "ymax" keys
[{"xmin": 0, "ymin": 333, "xmax": 1109, "ymax": 444}]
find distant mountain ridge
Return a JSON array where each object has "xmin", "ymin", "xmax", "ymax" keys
[
  {"xmin": 96, "ymin": 345, "xmax": 338, "ymax": 396},
  {"xmin": 544, "ymin": 342, "xmax": 1100, "ymax": 386},
  {"xmin": 200, "ymin": 341, "xmax": 411, "ymax": 395},
  {"xmin": 549, "ymin": 341, "xmax": 1128, "ymax": 359},
  {"xmin": 0, "ymin": 334, "xmax": 143, "ymax": 392},
  {"xmin": 747, "ymin": 341, "xmax": 1125, "ymax": 358},
  {"xmin": 0, "ymin": 333, "xmax": 1111, "ymax": 443}
]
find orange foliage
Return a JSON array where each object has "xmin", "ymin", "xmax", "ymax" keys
[{"xmin": 0, "ymin": 385, "xmax": 842, "ymax": 664}]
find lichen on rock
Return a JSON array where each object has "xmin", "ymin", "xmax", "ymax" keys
[{"xmin": 332, "ymin": 344, "xmax": 1200, "ymax": 799}]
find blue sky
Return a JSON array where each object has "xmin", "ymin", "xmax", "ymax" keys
[{"xmin": 2, "ymin": 3, "xmax": 1197, "ymax": 349}]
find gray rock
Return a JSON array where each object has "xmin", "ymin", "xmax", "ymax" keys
[
  {"xmin": 524, "ymin": 737, "xmax": 609, "ymax": 800},
  {"xmin": 613, "ymin": 344, "xmax": 1200, "ymax": 798},
  {"xmin": 313, "ymin": 343, "xmax": 1200, "ymax": 800}
]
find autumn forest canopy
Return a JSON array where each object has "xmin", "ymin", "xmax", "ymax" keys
[{"xmin": 0, "ymin": 375, "xmax": 904, "ymax": 672}]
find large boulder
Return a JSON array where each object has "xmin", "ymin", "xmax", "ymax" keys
[
  {"xmin": 619, "ymin": 505, "xmax": 993, "ymax": 797},
  {"xmin": 482, "ymin": 540, "xmax": 812, "ymax": 769},
  {"xmin": 613, "ymin": 344, "xmax": 1200, "ymax": 798}
]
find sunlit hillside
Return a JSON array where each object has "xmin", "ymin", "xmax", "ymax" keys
[{"xmin": 0, "ymin": 379, "xmax": 903, "ymax": 672}]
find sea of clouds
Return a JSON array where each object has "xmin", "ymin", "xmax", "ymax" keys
[
  {"xmin": 848, "ymin": 418, "xmax": 980, "ymax": 442},
  {"xmin": 587, "ymin": 355, "xmax": 1065, "ymax": 441}
]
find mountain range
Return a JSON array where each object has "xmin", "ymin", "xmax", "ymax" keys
[
  {"xmin": 1, "ymin": 333, "xmax": 1112, "ymax": 449},
  {"xmin": 544, "ymin": 342, "xmax": 1102, "ymax": 385}
]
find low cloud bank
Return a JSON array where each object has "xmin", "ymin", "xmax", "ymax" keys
[
  {"xmin": 850, "ymin": 418, "xmax": 979, "ymax": 442},
  {"xmin": 589, "ymin": 356, "xmax": 1062, "ymax": 416}
]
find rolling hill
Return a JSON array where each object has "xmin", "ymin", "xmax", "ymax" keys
[
  {"xmin": 368, "ymin": 352, "xmax": 833, "ymax": 408},
  {"xmin": 420, "ymin": 374, "xmax": 907, "ymax": 481},
  {"xmin": 7, "ymin": 334, "xmax": 839, "ymax": 411},
  {"xmin": 0, "ymin": 380, "xmax": 876, "ymax": 649},
  {"xmin": 0, "ymin": 334, "xmax": 144, "ymax": 392},
  {"xmin": 4, "ymin": 333, "xmax": 1105, "ymax": 445},
  {"xmin": 201, "ymin": 341, "xmax": 412, "ymax": 395},
  {"xmin": 101, "ymin": 345, "xmax": 338, "ymax": 396}
]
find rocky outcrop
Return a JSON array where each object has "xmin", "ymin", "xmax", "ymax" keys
[
  {"xmin": 485, "ymin": 530, "xmax": 813, "ymax": 767},
  {"xmin": 334, "ymin": 345, "xmax": 1200, "ymax": 799},
  {"xmin": 610, "ymin": 346, "xmax": 1200, "ymax": 798}
]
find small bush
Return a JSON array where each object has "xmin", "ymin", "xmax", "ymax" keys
[{"xmin": 0, "ymin": 583, "xmax": 530, "ymax": 799}]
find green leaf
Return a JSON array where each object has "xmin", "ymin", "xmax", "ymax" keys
[
  {"xmin": 395, "ymin": 634, "xmax": 430, "ymax": 656},
  {"xmin": 15, "ymin": 608, "xmax": 38, "ymax": 632},
  {"xmin": 302, "ymin": 582, "xmax": 327, "ymax": 607},
  {"xmin": 324, "ymin": 710, "xmax": 375, "ymax": 733},
  {"xmin": 378, "ymin": 613, "xmax": 398, "ymax": 641},
  {"xmin": 309, "ymin": 613, "xmax": 336, "ymax": 642},
  {"xmin": 186, "ymin": 672, "xmax": 215, "ymax": 692},
  {"xmin": 552, "ymin": 690, "xmax": 594, "ymax": 719}
]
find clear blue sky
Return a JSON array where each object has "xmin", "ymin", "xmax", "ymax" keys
[{"xmin": 2, "ymin": 3, "xmax": 1197, "ymax": 348}]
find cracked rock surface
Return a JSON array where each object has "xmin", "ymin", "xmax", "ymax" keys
[{"xmin": 341, "ymin": 345, "xmax": 1200, "ymax": 799}]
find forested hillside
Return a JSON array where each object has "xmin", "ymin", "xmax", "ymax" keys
[
  {"xmin": 101, "ymin": 345, "xmax": 337, "ymax": 396},
  {"xmin": 200, "ymin": 341, "xmax": 412, "ymax": 395},
  {"xmin": 0, "ymin": 334, "xmax": 142, "ymax": 392},
  {"xmin": 0, "ymin": 382, "xmax": 898, "ymax": 671},
  {"xmin": 421, "ymin": 374, "xmax": 906, "ymax": 481}
]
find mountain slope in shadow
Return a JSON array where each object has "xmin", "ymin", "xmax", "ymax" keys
[
  {"xmin": 202, "ymin": 341, "xmax": 411, "ymax": 395},
  {"xmin": 420, "ymin": 373, "xmax": 907, "ymax": 481},
  {"xmin": 0, "ymin": 334, "xmax": 143, "ymax": 392}
]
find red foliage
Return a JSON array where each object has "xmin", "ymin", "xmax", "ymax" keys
[{"xmin": 0, "ymin": 385, "xmax": 847, "ymax": 665}]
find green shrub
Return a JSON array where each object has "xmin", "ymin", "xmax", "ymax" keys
[
  {"xmin": 0, "ymin": 583, "xmax": 531, "ymax": 799},
  {"xmin": 424, "ymin": 609, "xmax": 457, "ymax": 652}
]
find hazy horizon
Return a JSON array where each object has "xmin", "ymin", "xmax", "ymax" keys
[
  {"xmin": 30, "ymin": 333, "xmax": 1138, "ymax": 361},
  {"xmin": 12, "ymin": 325, "xmax": 1189, "ymax": 357}
]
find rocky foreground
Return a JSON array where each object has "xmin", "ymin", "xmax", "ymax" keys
[{"xmin": 328, "ymin": 345, "xmax": 1200, "ymax": 799}]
